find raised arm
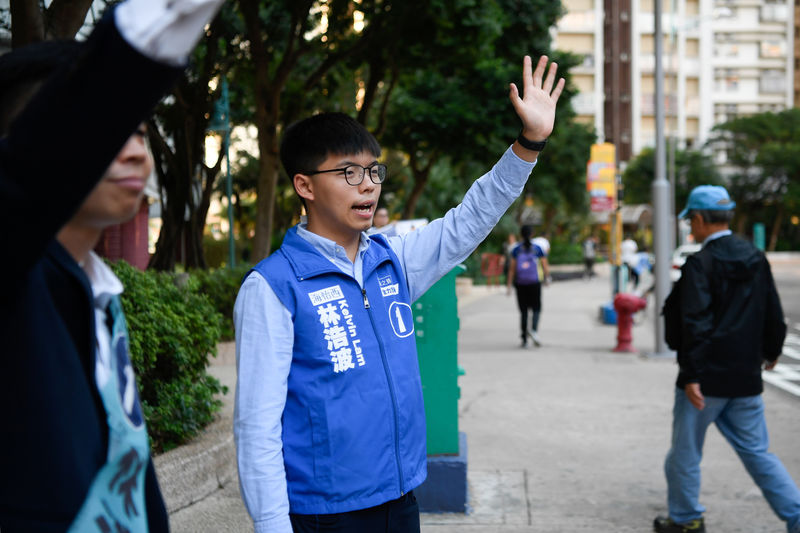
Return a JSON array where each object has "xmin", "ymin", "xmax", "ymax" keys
[
  {"xmin": 388, "ymin": 56, "xmax": 564, "ymax": 300},
  {"xmin": 0, "ymin": 0, "xmax": 224, "ymax": 280}
]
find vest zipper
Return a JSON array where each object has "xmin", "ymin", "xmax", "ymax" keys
[
  {"xmin": 361, "ymin": 287, "xmax": 405, "ymax": 495},
  {"xmin": 361, "ymin": 288, "xmax": 370, "ymax": 309}
]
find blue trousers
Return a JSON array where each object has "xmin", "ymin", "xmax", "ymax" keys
[
  {"xmin": 289, "ymin": 491, "xmax": 419, "ymax": 533},
  {"xmin": 664, "ymin": 387, "xmax": 800, "ymax": 532}
]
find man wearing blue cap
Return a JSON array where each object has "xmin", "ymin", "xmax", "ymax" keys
[{"xmin": 654, "ymin": 185, "xmax": 800, "ymax": 533}]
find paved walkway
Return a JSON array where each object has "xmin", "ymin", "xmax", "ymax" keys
[{"xmin": 161, "ymin": 263, "xmax": 800, "ymax": 532}]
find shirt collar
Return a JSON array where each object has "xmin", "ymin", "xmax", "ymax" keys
[
  {"xmin": 81, "ymin": 251, "xmax": 123, "ymax": 310},
  {"xmin": 296, "ymin": 223, "xmax": 371, "ymax": 262},
  {"xmin": 703, "ymin": 229, "xmax": 732, "ymax": 246}
]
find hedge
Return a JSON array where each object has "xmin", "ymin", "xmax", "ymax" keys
[{"xmin": 111, "ymin": 261, "xmax": 227, "ymax": 453}]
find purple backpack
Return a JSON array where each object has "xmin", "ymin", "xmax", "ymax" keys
[{"xmin": 515, "ymin": 245, "xmax": 540, "ymax": 284}]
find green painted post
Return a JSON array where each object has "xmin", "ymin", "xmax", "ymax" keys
[{"xmin": 413, "ymin": 265, "xmax": 465, "ymax": 455}]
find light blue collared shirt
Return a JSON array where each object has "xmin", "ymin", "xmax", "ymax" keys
[
  {"xmin": 233, "ymin": 146, "xmax": 536, "ymax": 533},
  {"xmin": 702, "ymin": 228, "xmax": 732, "ymax": 247}
]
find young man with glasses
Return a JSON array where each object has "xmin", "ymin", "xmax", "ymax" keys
[{"xmin": 234, "ymin": 55, "xmax": 564, "ymax": 533}]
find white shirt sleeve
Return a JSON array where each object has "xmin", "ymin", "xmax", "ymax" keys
[
  {"xmin": 233, "ymin": 272, "xmax": 294, "ymax": 533},
  {"xmin": 115, "ymin": 0, "xmax": 225, "ymax": 65},
  {"xmin": 387, "ymin": 146, "xmax": 536, "ymax": 301}
]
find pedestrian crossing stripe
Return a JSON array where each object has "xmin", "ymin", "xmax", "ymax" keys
[
  {"xmin": 763, "ymin": 330, "xmax": 800, "ymax": 397},
  {"xmin": 784, "ymin": 332, "xmax": 800, "ymax": 351},
  {"xmin": 763, "ymin": 368, "xmax": 800, "ymax": 398}
]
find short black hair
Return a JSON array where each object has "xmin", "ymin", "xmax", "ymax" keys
[
  {"xmin": 691, "ymin": 209, "xmax": 734, "ymax": 224},
  {"xmin": 279, "ymin": 112, "xmax": 381, "ymax": 181},
  {"xmin": 0, "ymin": 40, "xmax": 83, "ymax": 136}
]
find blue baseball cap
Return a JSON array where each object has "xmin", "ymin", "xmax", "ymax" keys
[{"xmin": 678, "ymin": 185, "xmax": 736, "ymax": 219}]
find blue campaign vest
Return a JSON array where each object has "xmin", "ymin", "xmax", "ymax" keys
[{"xmin": 249, "ymin": 227, "xmax": 427, "ymax": 514}]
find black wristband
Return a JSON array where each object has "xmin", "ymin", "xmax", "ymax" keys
[{"xmin": 516, "ymin": 132, "xmax": 547, "ymax": 151}]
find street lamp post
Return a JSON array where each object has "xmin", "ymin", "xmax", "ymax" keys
[
  {"xmin": 652, "ymin": 0, "xmax": 672, "ymax": 356},
  {"xmin": 208, "ymin": 78, "xmax": 236, "ymax": 269}
]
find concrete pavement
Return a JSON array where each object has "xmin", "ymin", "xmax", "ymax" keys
[{"xmin": 158, "ymin": 262, "xmax": 800, "ymax": 532}]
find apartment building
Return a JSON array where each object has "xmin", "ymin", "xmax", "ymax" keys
[
  {"xmin": 795, "ymin": 0, "xmax": 800, "ymax": 105},
  {"xmin": 554, "ymin": 0, "xmax": 795, "ymax": 163}
]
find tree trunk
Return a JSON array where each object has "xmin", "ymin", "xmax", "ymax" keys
[
  {"xmin": 253, "ymin": 149, "xmax": 282, "ymax": 262},
  {"xmin": 10, "ymin": 0, "xmax": 94, "ymax": 46},
  {"xmin": 10, "ymin": 0, "xmax": 45, "ymax": 46},
  {"xmin": 402, "ymin": 170, "xmax": 429, "ymax": 220},
  {"xmin": 735, "ymin": 213, "xmax": 748, "ymax": 236},
  {"xmin": 542, "ymin": 205, "xmax": 557, "ymax": 237},
  {"xmin": 251, "ymin": 101, "xmax": 281, "ymax": 261},
  {"xmin": 768, "ymin": 204, "xmax": 784, "ymax": 252},
  {"xmin": 45, "ymin": 0, "xmax": 95, "ymax": 39}
]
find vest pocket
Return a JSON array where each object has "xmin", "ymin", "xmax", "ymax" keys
[{"xmin": 308, "ymin": 402, "xmax": 332, "ymax": 487}]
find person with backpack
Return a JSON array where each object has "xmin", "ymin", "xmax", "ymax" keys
[
  {"xmin": 654, "ymin": 185, "xmax": 800, "ymax": 533},
  {"xmin": 507, "ymin": 225, "xmax": 550, "ymax": 347}
]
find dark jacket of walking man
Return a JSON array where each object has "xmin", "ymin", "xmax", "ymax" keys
[{"xmin": 654, "ymin": 185, "xmax": 800, "ymax": 533}]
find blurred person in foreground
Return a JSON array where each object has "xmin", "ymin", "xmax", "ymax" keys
[{"xmin": 0, "ymin": 0, "xmax": 224, "ymax": 530}]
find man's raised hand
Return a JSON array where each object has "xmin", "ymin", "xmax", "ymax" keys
[{"xmin": 509, "ymin": 55, "xmax": 565, "ymax": 147}]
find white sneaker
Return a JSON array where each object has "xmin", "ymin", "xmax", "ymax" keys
[{"xmin": 530, "ymin": 330, "xmax": 541, "ymax": 347}]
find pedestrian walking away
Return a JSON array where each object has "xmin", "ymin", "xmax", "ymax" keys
[
  {"xmin": 233, "ymin": 55, "xmax": 565, "ymax": 533},
  {"xmin": 654, "ymin": 185, "xmax": 800, "ymax": 533},
  {"xmin": 506, "ymin": 225, "xmax": 550, "ymax": 348},
  {"xmin": 0, "ymin": 1, "xmax": 225, "ymax": 531},
  {"xmin": 582, "ymin": 235, "xmax": 598, "ymax": 278}
]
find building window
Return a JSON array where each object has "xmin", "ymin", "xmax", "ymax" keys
[
  {"xmin": 760, "ymin": 70, "xmax": 785, "ymax": 94},
  {"xmin": 760, "ymin": 40, "xmax": 786, "ymax": 58},
  {"xmin": 761, "ymin": 2, "xmax": 788, "ymax": 22}
]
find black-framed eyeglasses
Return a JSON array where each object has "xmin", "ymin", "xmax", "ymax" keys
[{"xmin": 306, "ymin": 163, "xmax": 387, "ymax": 186}]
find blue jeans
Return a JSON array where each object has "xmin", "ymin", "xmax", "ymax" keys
[{"xmin": 664, "ymin": 387, "xmax": 800, "ymax": 532}]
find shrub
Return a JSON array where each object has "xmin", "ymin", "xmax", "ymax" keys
[
  {"xmin": 190, "ymin": 264, "xmax": 252, "ymax": 340},
  {"xmin": 547, "ymin": 239, "xmax": 583, "ymax": 265},
  {"xmin": 110, "ymin": 261, "xmax": 227, "ymax": 453}
]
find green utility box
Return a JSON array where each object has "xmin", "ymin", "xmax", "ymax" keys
[{"xmin": 413, "ymin": 266, "xmax": 465, "ymax": 455}]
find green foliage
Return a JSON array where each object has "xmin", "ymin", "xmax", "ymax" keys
[
  {"xmin": 707, "ymin": 109, "xmax": 800, "ymax": 249},
  {"xmin": 531, "ymin": 118, "xmax": 596, "ymax": 232},
  {"xmin": 547, "ymin": 238, "xmax": 582, "ymax": 265},
  {"xmin": 190, "ymin": 264, "xmax": 253, "ymax": 340},
  {"xmin": 622, "ymin": 144, "xmax": 722, "ymax": 209},
  {"xmin": 110, "ymin": 261, "xmax": 226, "ymax": 453}
]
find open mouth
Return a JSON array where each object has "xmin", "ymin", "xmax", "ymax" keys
[{"xmin": 352, "ymin": 202, "xmax": 374, "ymax": 215}]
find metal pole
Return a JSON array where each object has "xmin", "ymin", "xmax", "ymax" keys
[
  {"xmin": 668, "ymin": 0, "xmax": 678, "ymax": 251},
  {"xmin": 224, "ymin": 130, "xmax": 236, "ymax": 269},
  {"xmin": 652, "ymin": 0, "xmax": 672, "ymax": 356}
]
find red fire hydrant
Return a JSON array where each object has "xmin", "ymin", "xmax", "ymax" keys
[{"xmin": 613, "ymin": 293, "xmax": 647, "ymax": 352}]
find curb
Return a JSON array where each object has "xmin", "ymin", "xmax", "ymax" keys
[
  {"xmin": 153, "ymin": 408, "xmax": 236, "ymax": 513},
  {"xmin": 154, "ymin": 343, "xmax": 237, "ymax": 513}
]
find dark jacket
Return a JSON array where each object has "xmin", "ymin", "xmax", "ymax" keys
[
  {"xmin": 0, "ymin": 14, "xmax": 180, "ymax": 532},
  {"xmin": 676, "ymin": 234, "xmax": 786, "ymax": 397}
]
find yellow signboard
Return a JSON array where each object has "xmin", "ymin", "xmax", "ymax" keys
[{"xmin": 587, "ymin": 143, "xmax": 616, "ymax": 212}]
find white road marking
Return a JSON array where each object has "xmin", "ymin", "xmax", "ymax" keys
[
  {"xmin": 763, "ymin": 368, "xmax": 800, "ymax": 397},
  {"xmin": 784, "ymin": 346, "xmax": 800, "ymax": 360},
  {"xmin": 763, "ymin": 330, "xmax": 800, "ymax": 397}
]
